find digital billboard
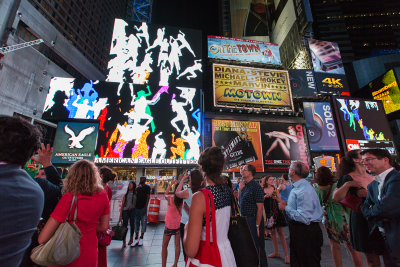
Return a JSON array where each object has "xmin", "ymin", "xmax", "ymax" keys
[
  {"xmin": 51, "ymin": 122, "xmax": 99, "ymax": 164},
  {"xmin": 270, "ymin": 0, "xmax": 297, "ymax": 47},
  {"xmin": 42, "ymin": 78, "xmax": 202, "ymax": 165},
  {"xmin": 230, "ymin": 0, "xmax": 269, "ymax": 39},
  {"xmin": 106, "ymin": 19, "xmax": 202, "ymax": 87},
  {"xmin": 260, "ymin": 122, "xmax": 308, "ymax": 171},
  {"xmin": 308, "ymin": 39, "xmax": 350, "ymax": 96},
  {"xmin": 207, "ymin": 36, "xmax": 280, "ymax": 65},
  {"xmin": 303, "ymin": 102, "xmax": 340, "ymax": 151},
  {"xmin": 288, "ymin": 69, "xmax": 318, "ymax": 98},
  {"xmin": 293, "ymin": 0, "xmax": 313, "ymax": 33},
  {"xmin": 212, "ymin": 119, "xmax": 264, "ymax": 172},
  {"xmin": 213, "ymin": 64, "xmax": 293, "ymax": 109},
  {"xmin": 332, "ymin": 97, "xmax": 396, "ymax": 155}
]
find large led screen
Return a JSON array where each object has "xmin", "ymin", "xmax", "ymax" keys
[
  {"xmin": 332, "ymin": 97, "xmax": 396, "ymax": 155},
  {"xmin": 303, "ymin": 102, "xmax": 340, "ymax": 151},
  {"xmin": 107, "ymin": 19, "xmax": 202, "ymax": 88},
  {"xmin": 213, "ymin": 64, "xmax": 293, "ymax": 109},
  {"xmin": 207, "ymin": 36, "xmax": 281, "ymax": 65},
  {"xmin": 51, "ymin": 122, "xmax": 99, "ymax": 164},
  {"xmin": 212, "ymin": 119, "xmax": 264, "ymax": 172},
  {"xmin": 288, "ymin": 69, "xmax": 318, "ymax": 98},
  {"xmin": 42, "ymin": 78, "xmax": 201, "ymax": 165},
  {"xmin": 260, "ymin": 122, "xmax": 308, "ymax": 171},
  {"xmin": 308, "ymin": 39, "xmax": 350, "ymax": 96}
]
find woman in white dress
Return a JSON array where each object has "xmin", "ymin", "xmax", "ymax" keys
[{"xmin": 184, "ymin": 146, "xmax": 237, "ymax": 267}]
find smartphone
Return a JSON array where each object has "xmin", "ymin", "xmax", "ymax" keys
[{"xmin": 187, "ymin": 169, "xmax": 191, "ymax": 175}]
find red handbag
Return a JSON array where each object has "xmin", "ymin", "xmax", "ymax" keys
[
  {"xmin": 339, "ymin": 193, "xmax": 363, "ymax": 213},
  {"xmin": 186, "ymin": 188, "xmax": 223, "ymax": 267},
  {"xmin": 97, "ymin": 229, "xmax": 115, "ymax": 246}
]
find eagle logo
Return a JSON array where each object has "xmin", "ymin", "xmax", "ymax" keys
[{"xmin": 64, "ymin": 124, "xmax": 95, "ymax": 149}]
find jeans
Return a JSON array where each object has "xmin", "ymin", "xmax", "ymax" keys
[
  {"xmin": 134, "ymin": 208, "xmax": 147, "ymax": 234},
  {"xmin": 180, "ymin": 223, "xmax": 186, "ymax": 261},
  {"xmin": 122, "ymin": 209, "xmax": 135, "ymax": 238}
]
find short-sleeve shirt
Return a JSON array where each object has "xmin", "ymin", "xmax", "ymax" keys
[
  {"xmin": 136, "ymin": 184, "xmax": 151, "ymax": 209},
  {"xmin": 239, "ymin": 179, "xmax": 264, "ymax": 217}
]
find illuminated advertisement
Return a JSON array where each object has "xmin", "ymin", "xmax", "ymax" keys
[
  {"xmin": 303, "ymin": 102, "xmax": 340, "ymax": 151},
  {"xmin": 332, "ymin": 97, "xmax": 396, "ymax": 155},
  {"xmin": 314, "ymin": 155, "xmax": 336, "ymax": 172},
  {"xmin": 213, "ymin": 64, "xmax": 293, "ymax": 109},
  {"xmin": 308, "ymin": 39, "xmax": 350, "ymax": 96},
  {"xmin": 260, "ymin": 122, "xmax": 308, "ymax": 171},
  {"xmin": 212, "ymin": 119, "xmax": 264, "ymax": 172},
  {"xmin": 270, "ymin": 0, "xmax": 297, "ymax": 47},
  {"xmin": 106, "ymin": 19, "xmax": 202, "ymax": 87},
  {"xmin": 52, "ymin": 122, "xmax": 99, "ymax": 164},
  {"xmin": 293, "ymin": 0, "xmax": 313, "ymax": 33},
  {"xmin": 288, "ymin": 69, "xmax": 318, "ymax": 98},
  {"xmin": 42, "ymin": 78, "xmax": 202, "ymax": 165},
  {"xmin": 230, "ymin": 0, "xmax": 269, "ymax": 39},
  {"xmin": 207, "ymin": 36, "xmax": 281, "ymax": 65}
]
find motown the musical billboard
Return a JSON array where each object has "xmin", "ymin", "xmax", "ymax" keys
[{"xmin": 213, "ymin": 64, "xmax": 293, "ymax": 109}]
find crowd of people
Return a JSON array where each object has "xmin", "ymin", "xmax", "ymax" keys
[{"xmin": 1, "ymin": 116, "xmax": 400, "ymax": 267}]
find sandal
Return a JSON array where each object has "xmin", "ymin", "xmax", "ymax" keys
[
  {"xmin": 285, "ymin": 256, "xmax": 290, "ymax": 264},
  {"xmin": 264, "ymin": 234, "xmax": 268, "ymax": 240},
  {"xmin": 128, "ymin": 239, "xmax": 133, "ymax": 246},
  {"xmin": 268, "ymin": 253, "xmax": 281, "ymax": 258}
]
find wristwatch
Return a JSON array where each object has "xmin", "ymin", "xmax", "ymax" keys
[{"xmin": 256, "ymin": 224, "xmax": 259, "ymax": 228}]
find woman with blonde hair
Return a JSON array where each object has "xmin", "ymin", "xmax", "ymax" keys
[{"xmin": 38, "ymin": 160, "xmax": 110, "ymax": 267}]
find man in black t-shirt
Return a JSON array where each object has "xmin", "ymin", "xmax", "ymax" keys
[{"xmin": 131, "ymin": 176, "xmax": 150, "ymax": 247}]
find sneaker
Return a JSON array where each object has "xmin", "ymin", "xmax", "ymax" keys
[
  {"xmin": 131, "ymin": 239, "xmax": 139, "ymax": 247},
  {"xmin": 138, "ymin": 238, "xmax": 143, "ymax": 246}
]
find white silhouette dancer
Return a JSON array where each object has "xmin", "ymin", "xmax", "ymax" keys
[
  {"xmin": 109, "ymin": 19, "xmax": 128, "ymax": 55},
  {"xmin": 124, "ymin": 89, "xmax": 161, "ymax": 127},
  {"xmin": 135, "ymin": 22, "xmax": 150, "ymax": 48},
  {"xmin": 44, "ymin": 78, "xmax": 74, "ymax": 112},
  {"xmin": 181, "ymin": 126, "xmax": 200, "ymax": 160},
  {"xmin": 130, "ymin": 52, "xmax": 153, "ymax": 84},
  {"xmin": 64, "ymin": 124, "xmax": 95, "ymax": 149},
  {"xmin": 125, "ymin": 34, "xmax": 142, "ymax": 66},
  {"xmin": 177, "ymin": 59, "xmax": 202, "ymax": 80},
  {"xmin": 169, "ymin": 36, "xmax": 182, "ymax": 75},
  {"xmin": 117, "ymin": 123, "xmax": 148, "ymax": 143},
  {"xmin": 158, "ymin": 38, "xmax": 170, "ymax": 67},
  {"xmin": 171, "ymin": 99, "xmax": 190, "ymax": 133},
  {"xmin": 160, "ymin": 65, "xmax": 172, "ymax": 86},
  {"xmin": 365, "ymin": 101, "xmax": 379, "ymax": 111},
  {"xmin": 177, "ymin": 87, "xmax": 196, "ymax": 111},
  {"xmin": 72, "ymin": 97, "xmax": 92, "ymax": 119},
  {"xmin": 177, "ymin": 30, "xmax": 196, "ymax": 57},
  {"xmin": 146, "ymin": 27, "xmax": 165, "ymax": 52},
  {"xmin": 349, "ymin": 100, "xmax": 360, "ymax": 111},
  {"xmin": 152, "ymin": 132, "xmax": 167, "ymax": 159}
]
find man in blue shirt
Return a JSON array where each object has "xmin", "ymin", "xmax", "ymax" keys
[{"xmin": 279, "ymin": 161, "xmax": 323, "ymax": 267}]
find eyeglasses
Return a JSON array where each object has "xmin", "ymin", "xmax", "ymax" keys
[{"xmin": 360, "ymin": 157, "xmax": 378, "ymax": 164}]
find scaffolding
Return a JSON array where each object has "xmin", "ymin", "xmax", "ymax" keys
[{"xmin": 126, "ymin": 0, "xmax": 153, "ymax": 23}]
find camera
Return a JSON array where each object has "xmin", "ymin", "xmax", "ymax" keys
[{"xmin": 33, "ymin": 109, "xmax": 37, "ymax": 115}]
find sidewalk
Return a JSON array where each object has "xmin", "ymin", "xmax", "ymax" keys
[{"xmin": 107, "ymin": 222, "xmax": 374, "ymax": 267}]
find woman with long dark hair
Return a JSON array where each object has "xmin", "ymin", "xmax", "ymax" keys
[
  {"xmin": 333, "ymin": 150, "xmax": 383, "ymax": 267},
  {"xmin": 119, "ymin": 181, "xmax": 137, "ymax": 247},
  {"xmin": 175, "ymin": 169, "xmax": 204, "ymax": 261},
  {"xmin": 314, "ymin": 167, "xmax": 362, "ymax": 267}
]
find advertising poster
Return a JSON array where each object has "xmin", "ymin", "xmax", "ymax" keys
[
  {"xmin": 106, "ymin": 19, "xmax": 202, "ymax": 88},
  {"xmin": 51, "ymin": 122, "xmax": 99, "ymax": 164},
  {"xmin": 207, "ymin": 36, "xmax": 281, "ymax": 65},
  {"xmin": 293, "ymin": 0, "xmax": 313, "ymax": 34},
  {"xmin": 314, "ymin": 156, "xmax": 336, "ymax": 172},
  {"xmin": 260, "ymin": 122, "xmax": 308, "ymax": 171},
  {"xmin": 303, "ymin": 102, "xmax": 340, "ymax": 151},
  {"xmin": 230, "ymin": 0, "xmax": 269, "ymax": 39},
  {"xmin": 308, "ymin": 39, "xmax": 350, "ymax": 96},
  {"xmin": 270, "ymin": 0, "xmax": 297, "ymax": 46},
  {"xmin": 212, "ymin": 119, "xmax": 263, "ymax": 172},
  {"xmin": 42, "ymin": 78, "xmax": 202, "ymax": 166},
  {"xmin": 288, "ymin": 69, "xmax": 318, "ymax": 98},
  {"xmin": 213, "ymin": 64, "xmax": 293, "ymax": 109},
  {"xmin": 332, "ymin": 97, "xmax": 397, "ymax": 155}
]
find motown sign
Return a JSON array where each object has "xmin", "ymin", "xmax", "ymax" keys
[{"xmin": 213, "ymin": 64, "xmax": 293, "ymax": 109}]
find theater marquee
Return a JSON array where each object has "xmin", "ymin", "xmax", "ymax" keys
[{"xmin": 213, "ymin": 64, "xmax": 293, "ymax": 110}]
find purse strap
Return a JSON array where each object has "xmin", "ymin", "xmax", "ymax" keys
[
  {"xmin": 200, "ymin": 188, "xmax": 218, "ymax": 247},
  {"xmin": 323, "ymin": 184, "xmax": 333, "ymax": 205},
  {"xmin": 230, "ymin": 193, "xmax": 239, "ymax": 217},
  {"xmin": 66, "ymin": 194, "xmax": 78, "ymax": 223}
]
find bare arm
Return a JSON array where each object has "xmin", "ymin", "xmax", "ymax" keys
[
  {"xmin": 184, "ymin": 192, "xmax": 206, "ymax": 258},
  {"xmin": 256, "ymin": 203, "xmax": 263, "ymax": 236},
  {"xmin": 175, "ymin": 172, "xmax": 190, "ymax": 199},
  {"xmin": 273, "ymin": 190, "xmax": 281, "ymax": 203},
  {"xmin": 96, "ymin": 214, "xmax": 110, "ymax": 232},
  {"xmin": 332, "ymin": 181, "xmax": 358, "ymax": 202},
  {"xmin": 119, "ymin": 196, "xmax": 126, "ymax": 221},
  {"xmin": 38, "ymin": 217, "xmax": 60, "ymax": 244}
]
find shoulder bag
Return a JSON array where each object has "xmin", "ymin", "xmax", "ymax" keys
[
  {"xmin": 112, "ymin": 221, "xmax": 128, "ymax": 241},
  {"xmin": 98, "ymin": 229, "xmax": 115, "ymax": 246},
  {"xmin": 228, "ymin": 194, "xmax": 260, "ymax": 267},
  {"xmin": 323, "ymin": 184, "xmax": 333, "ymax": 206},
  {"xmin": 186, "ymin": 188, "xmax": 223, "ymax": 267},
  {"xmin": 338, "ymin": 193, "xmax": 363, "ymax": 213},
  {"xmin": 31, "ymin": 194, "xmax": 82, "ymax": 266}
]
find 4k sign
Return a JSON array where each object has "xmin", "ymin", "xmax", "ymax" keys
[
  {"xmin": 322, "ymin": 78, "xmax": 343, "ymax": 88},
  {"xmin": 346, "ymin": 140, "xmax": 360, "ymax": 151}
]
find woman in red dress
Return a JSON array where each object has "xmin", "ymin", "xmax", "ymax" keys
[
  {"xmin": 38, "ymin": 160, "xmax": 110, "ymax": 267},
  {"xmin": 98, "ymin": 166, "xmax": 116, "ymax": 267}
]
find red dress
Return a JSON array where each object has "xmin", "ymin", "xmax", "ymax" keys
[
  {"xmin": 98, "ymin": 185, "xmax": 112, "ymax": 267},
  {"xmin": 51, "ymin": 191, "xmax": 110, "ymax": 267}
]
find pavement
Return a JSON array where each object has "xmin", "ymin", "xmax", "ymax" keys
[{"xmin": 107, "ymin": 222, "xmax": 378, "ymax": 267}]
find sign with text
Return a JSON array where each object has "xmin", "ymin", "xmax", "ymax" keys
[
  {"xmin": 212, "ymin": 119, "xmax": 264, "ymax": 172},
  {"xmin": 213, "ymin": 64, "xmax": 293, "ymax": 109},
  {"xmin": 52, "ymin": 122, "xmax": 99, "ymax": 164},
  {"xmin": 207, "ymin": 36, "xmax": 280, "ymax": 65},
  {"xmin": 288, "ymin": 69, "xmax": 318, "ymax": 98},
  {"xmin": 314, "ymin": 156, "xmax": 336, "ymax": 172}
]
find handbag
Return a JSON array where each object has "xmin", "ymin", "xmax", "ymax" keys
[
  {"xmin": 339, "ymin": 193, "xmax": 363, "ymax": 213},
  {"xmin": 112, "ymin": 222, "xmax": 128, "ymax": 241},
  {"xmin": 186, "ymin": 188, "xmax": 222, "ymax": 267},
  {"xmin": 228, "ymin": 194, "xmax": 260, "ymax": 267},
  {"xmin": 31, "ymin": 194, "xmax": 82, "ymax": 266},
  {"xmin": 265, "ymin": 197, "xmax": 278, "ymax": 230},
  {"xmin": 98, "ymin": 229, "xmax": 115, "ymax": 246}
]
